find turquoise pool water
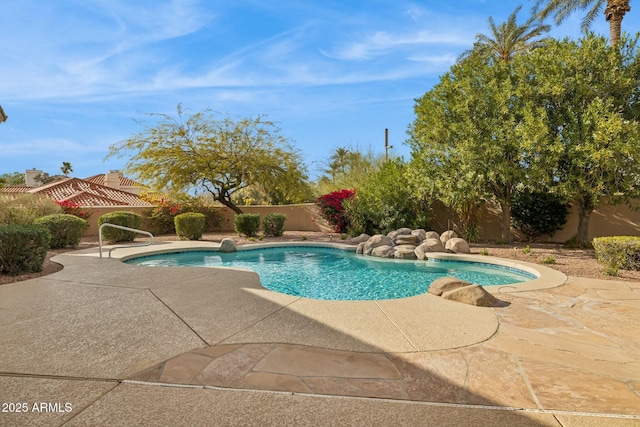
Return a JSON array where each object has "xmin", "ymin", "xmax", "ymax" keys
[{"xmin": 125, "ymin": 246, "xmax": 536, "ymax": 301}]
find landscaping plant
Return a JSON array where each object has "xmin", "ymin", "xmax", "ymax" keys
[
  {"xmin": 234, "ymin": 213, "xmax": 260, "ymax": 237},
  {"xmin": 98, "ymin": 211, "xmax": 143, "ymax": 243},
  {"xmin": 54, "ymin": 200, "xmax": 93, "ymax": 219},
  {"xmin": 34, "ymin": 214, "xmax": 87, "ymax": 249},
  {"xmin": 317, "ymin": 189, "xmax": 355, "ymax": 233},
  {"xmin": 144, "ymin": 196, "xmax": 223, "ymax": 234},
  {"xmin": 511, "ymin": 190, "xmax": 569, "ymax": 241},
  {"xmin": 174, "ymin": 212, "xmax": 206, "ymax": 240},
  {"xmin": 263, "ymin": 213, "xmax": 286, "ymax": 237},
  {"xmin": 0, "ymin": 194, "xmax": 62, "ymax": 225},
  {"xmin": 0, "ymin": 225, "xmax": 50, "ymax": 275},
  {"xmin": 593, "ymin": 236, "xmax": 640, "ymax": 273}
]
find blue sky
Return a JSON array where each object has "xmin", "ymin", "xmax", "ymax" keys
[{"xmin": 1, "ymin": 0, "xmax": 636, "ymax": 181}]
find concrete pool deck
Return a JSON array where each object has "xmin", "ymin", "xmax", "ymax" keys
[{"xmin": 1, "ymin": 241, "xmax": 639, "ymax": 426}]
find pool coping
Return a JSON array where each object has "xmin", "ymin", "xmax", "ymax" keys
[{"xmin": 110, "ymin": 241, "xmax": 567, "ymax": 294}]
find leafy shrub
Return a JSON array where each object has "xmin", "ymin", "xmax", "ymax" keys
[
  {"xmin": 34, "ymin": 214, "xmax": 87, "ymax": 249},
  {"xmin": 234, "ymin": 213, "xmax": 260, "ymax": 237},
  {"xmin": 144, "ymin": 197, "xmax": 224, "ymax": 234},
  {"xmin": 0, "ymin": 225, "xmax": 51, "ymax": 275},
  {"xmin": 342, "ymin": 160, "xmax": 429, "ymax": 235},
  {"xmin": 98, "ymin": 211, "xmax": 143, "ymax": 243},
  {"xmin": 54, "ymin": 200, "xmax": 93, "ymax": 219},
  {"xmin": 0, "ymin": 194, "xmax": 62, "ymax": 225},
  {"xmin": 263, "ymin": 213, "xmax": 286, "ymax": 237},
  {"xmin": 541, "ymin": 256, "xmax": 556, "ymax": 264},
  {"xmin": 317, "ymin": 189, "xmax": 356, "ymax": 233},
  {"xmin": 174, "ymin": 212, "xmax": 206, "ymax": 240},
  {"xmin": 593, "ymin": 236, "xmax": 640, "ymax": 272},
  {"xmin": 511, "ymin": 190, "xmax": 569, "ymax": 241}
]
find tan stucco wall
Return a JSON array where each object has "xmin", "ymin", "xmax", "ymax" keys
[
  {"xmin": 431, "ymin": 200, "xmax": 640, "ymax": 242},
  {"xmin": 215, "ymin": 204, "xmax": 330, "ymax": 233},
  {"xmin": 81, "ymin": 206, "xmax": 151, "ymax": 236},
  {"xmin": 82, "ymin": 204, "xmax": 328, "ymax": 236},
  {"xmin": 82, "ymin": 202, "xmax": 640, "ymax": 242}
]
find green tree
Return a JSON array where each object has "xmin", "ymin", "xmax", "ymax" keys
[
  {"xmin": 232, "ymin": 155, "xmax": 315, "ymax": 205},
  {"xmin": 533, "ymin": 0, "xmax": 631, "ymax": 46},
  {"xmin": 516, "ymin": 34, "xmax": 640, "ymax": 245},
  {"xmin": 344, "ymin": 159, "xmax": 429, "ymax": 235},
  {"xmin": 0, "ymin": 172, "xmax": 25, "ymax": 186},
  {"xmin": 107, "ymin": 105, "xmax": 307, "ymax": 214},
  {"xmin": 408, "ymin": 52, "xmax": 554, "ymax": 243},
  {"xmin": 461, "ymin": 5, "xmax": 550, "ymax": 62},
  {"xmin": 257, "ymin": 156, "xmax": 315, "ymax": 205},
  {"xmin": 316, "ymin": 147, "xmax": 381, "ymax": 195},
  {"xmin": 60, "ymin": 162, "xmax": 73, "ymax": 176},
  {"xmin": 34, "ymin": 172, "xmax": 66, "ymax": 185}
]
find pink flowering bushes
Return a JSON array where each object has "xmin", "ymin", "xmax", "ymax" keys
[{"xmin": 316, "ymin": 189, "xmax": 355, "ymax": 233}]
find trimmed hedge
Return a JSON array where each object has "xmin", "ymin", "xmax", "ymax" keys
[
  {"xmin": 233, "ymin": 213, "xmax": 260, "ymax": 237},
  {"xmin": 174, "ymin": 212, "xmax": 206, "ymax": 240},
  {"xmin": 98, "ymin": 211, "xmax": 143, "ymax": 243},
  {"xmin": 593, "ymin": 236, "xmax": 640, "ymax": 271},
  {"xmin": 34, "ymin": 213, "xmax": 87, "ymax": 249},
  {"xmin": 0, "ymin": 225, "xmax": 51, "ymax": 275},
  {"xmin": 263, "ymin": 213, "xmax": 286, "ymax": 237}
]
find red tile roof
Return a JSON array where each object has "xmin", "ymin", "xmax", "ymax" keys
[
  {"xmin": 0, "ymin": 178, "xmax": 153, "ymax": 207},
  {"xmin": 84, "ymin": 173, "xmax": 144, "ymax": 188},
  {"xmin": 1, "ymin": 184, "xmax": 30, "ymax": 193}
]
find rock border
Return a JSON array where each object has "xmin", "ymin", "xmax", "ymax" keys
[
  {"xmin": 354, "ymin": 229, "xmax": 470, "ymax": 260},
  {"xmin": 352, "ymin": 229, "xmax": 511, "ymax": 307}
]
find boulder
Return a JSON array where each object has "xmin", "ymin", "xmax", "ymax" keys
[
  {"xmin": 395, "ymin": 234, "xmax": 419, "ymax": 245},
  {"xmin": 428, "ymin": 277, "xmax": 471, "ymax": 296},
  {"xmin": 372, "ymin": 245, "xmax": 395, "ymax": 258},
  {"xmin": 411, "ymin": 229, "xmax": 427, "ymax": 242},
  {"xmin": 445, "ymin": 238, "xmax": 471, "ymax": 254},
  {"xmin": 219, "ymin": 238, "xmax": 237, "ymax": 253},
  {"xmin": 351, "ymin": 233, "xmax": 371, "ymax": 244},
  {"xmin": 387, "ymin": 228, "xmax": 412, "ymax": 240},
  {"xmin": 356, "ymin": 242, "xmax": 365, "ymax": 255},
  {"xmin": 364, "ymin": 234, "xmax": 394, "ymax": 255},
  {"xmin": 394, "ymin": 245, "xmax": 417, "ymax": 259},
  {"xmin": 441, "ymin": 284, "xmax": 500, "ymax": 307},
  {"xmin": 440, "ymin": 230, "xmax": 458, "ymax": 244},
  {"xmin": 414, "ymin": 238, "xmax": 446, "ymax": 259},
  {"xmin": 425, "ymin": 231, "xmax": 441, "ymax": 240}
]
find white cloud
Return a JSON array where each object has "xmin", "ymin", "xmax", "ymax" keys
[
  {"xmin": 2, "ymin": 138, "xmax": 107, "ymax": 156},
  {"xmin": 0, "ymin": 0, "xmax": 214, "ymax": 101},
  {"xmin": 324, "ymin": 29, "xmax": 471, "ymax": 61}
]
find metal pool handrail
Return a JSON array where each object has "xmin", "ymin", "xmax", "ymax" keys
[{"xmin": 98, "ymin": 223, "xmax": 154, "ymax": 258}]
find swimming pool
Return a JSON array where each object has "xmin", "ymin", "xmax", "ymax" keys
[{"xmin": 125, "ymin": 246, "xmax": 536, "ymax": 301}]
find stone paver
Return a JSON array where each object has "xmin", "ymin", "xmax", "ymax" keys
[
  {"xmin": 1, "ymin": 243, "xmax": 639, "ymax": 425},
  {"xmin": 125, "ymin": 272, "xmax": 640, "ymax": 417}
]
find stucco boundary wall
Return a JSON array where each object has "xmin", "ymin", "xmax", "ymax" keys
[
  {"xmin": 80, "ymin": 204, "xmax": 331, "ymax": 236},
  {"xmin": 429, "ymin": 200, "xmax": 640, "ymax": 242},
  {"xmin": 80, "ymin": 201, "xmax": 640, "ymax": 241}
]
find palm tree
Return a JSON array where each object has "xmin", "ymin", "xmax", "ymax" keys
[
  {"xmin": 460, "ymin": 5, "xmax": 551, "ymax": 62},
  {"xmin": 60, "ymin": 162, "xmax": 73, "ymax": 177},
  {"xmin": 533, "ymin": 0, "xmax": 631, "ymax": 46}
]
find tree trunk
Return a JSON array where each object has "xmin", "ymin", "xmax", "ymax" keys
[
  {"xmin": 605, "ymin": 0, "xmax": 630, "ymax": 46},
  {"xmin": 609, "ymin": 15, "xmax": 622, "ymax": 46},
  {"xmin": 499, "ymin": 201, "xmax": 513, "ymax": 244},
  {"xmin": 217, "ymin": 197, "xmax": 243, "ymax": 214},
  {"xmin": 576, "ymin": 199, "xmax": 594, "ymax": 247}
]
